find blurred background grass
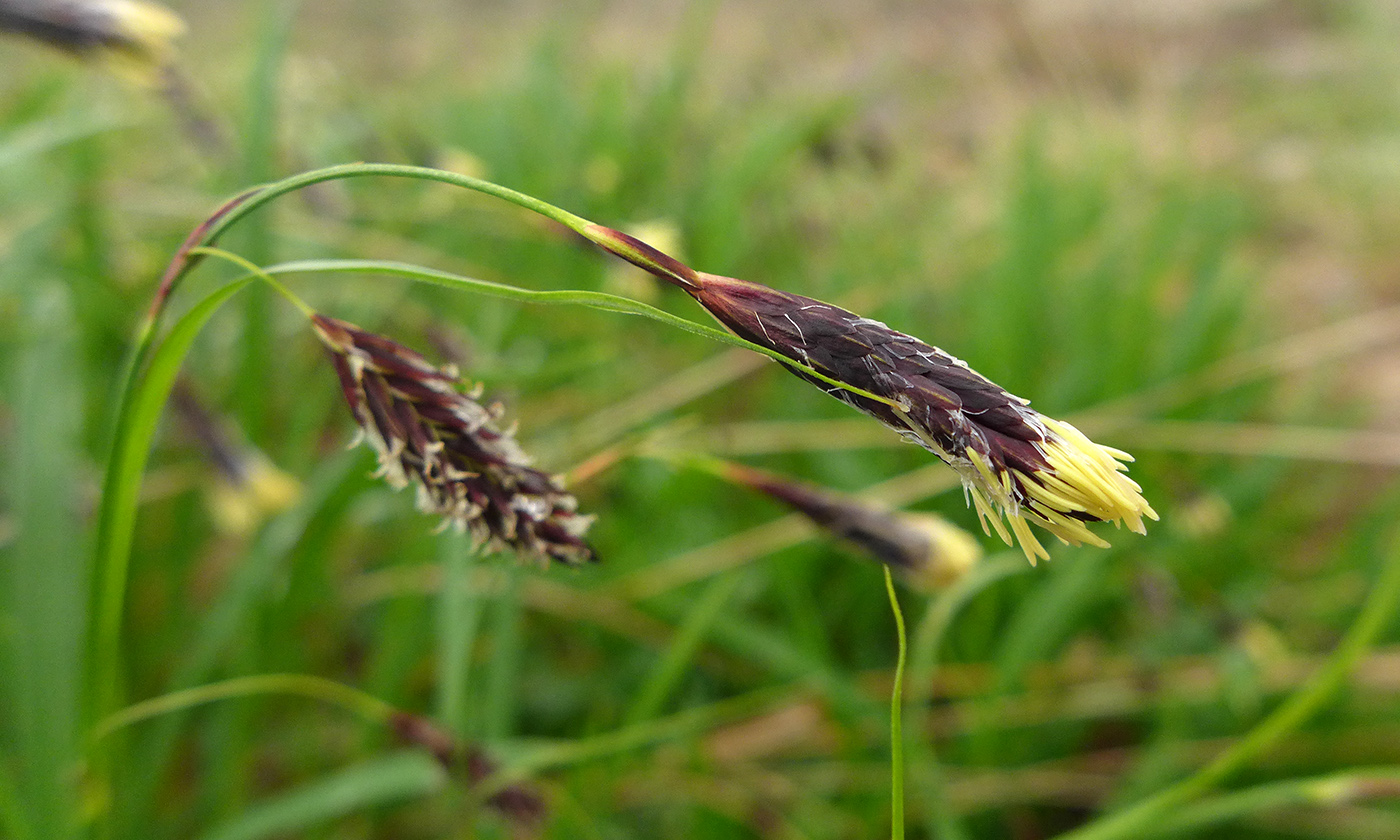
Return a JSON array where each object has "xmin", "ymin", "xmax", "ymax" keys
[{"xmin": 4, "ymin": 0, "xmax": 1400, "ymax": 837}]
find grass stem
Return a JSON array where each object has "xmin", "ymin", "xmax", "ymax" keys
[
  {"xmin": 93, "ymin": 673, "xmax": 397, "ymax": 741},
  {"xmin": 884, "ymin": 565, "xmax": 907, "ymax": 840},
  {"xmin": 1055, "ymin": 526, "xmax": 1400, "ymax": 840}
]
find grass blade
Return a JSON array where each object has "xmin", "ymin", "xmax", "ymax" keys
[
  {"xmin": 437, "ymin": 532, "xmax": 484, "ymax": 736},
  {"xmin": 196, "ymin": 751, "xmax": 445, "ymax": 840},
  {"xmin": 86, "ymin": 279, "xmax": 255, "ymax": 802},
  {"xmin": 2, "ymin": 285, "xmax": 85, "ymax": 838},
  {"xmin": 1056, "ymin": 519, "xmax": 1400, "ymax": 840}
]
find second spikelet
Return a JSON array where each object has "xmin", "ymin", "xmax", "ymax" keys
[
  {"xmin": 0, "ymin": 0, "xmax": 185, "ymax": 81},
  {"xmin": 311, "ymin": 314, "xmax": 594, "ymax": 566}
]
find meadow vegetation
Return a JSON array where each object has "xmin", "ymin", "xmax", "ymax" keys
[{"xmin": 3, "ymin": 1, "xmax": 1400, "ymax": 838}]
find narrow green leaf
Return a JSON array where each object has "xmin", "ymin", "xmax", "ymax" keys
[
  {"xmin": 437, "ymin": 532, "xmax": 484, "ymax": 736},
  {"xmin": 623, "ymin": 569, "xmax": 744, "ymax": 725},
  {"xmin": 3, "ymin": 285, "xmax": 84, "ymax": 838},
  {"xmin": 87, "ymin": 279, "xmax": 255, "ymax": 781},
  {"xmin": 481, "ymin": 564, "xmax": 524, "ymax": 740},
  {"xmin": 196, "ymin": 751, "xmax": 445, "ymax": 840},
  {"xmin": 0, "ymin": 113, "xmax": 123, "ymax": 169}
]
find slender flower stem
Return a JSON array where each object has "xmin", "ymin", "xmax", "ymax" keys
[
  {"xmin": 480, "ymin": 686, "xmax": 788, "ymax": 798},
  {"xmin": 143, "ymin": 163, "xmax": 898, "ymax": 413},
  {"xmin": 908, "ymin": 554, "xmax": 1029, "ymax": 840},
  {"xmin": 884, "ymin": 565, "xmax": 907, "ymax": 840},
  {"xmin": 186, "ymin": 246, "xmax": 314, "ymax": 316},
  {"xmin": 87, "ymin": 279, "xmax": 254, "ymax": 756},
  {"xmin": 247, "ymin": 257, "xmax": 901, "ymax": 410},
  {"xmin": 92, "ymin": 673, "xmax": 397, "ymax": 741},
  {"xmin": 1055, "ymin": 527, "xmax": 1400, "ymax": 840},
  {"xmin": 1154, "ymin": 768, "xmax": 1400, "ymax": 836}
]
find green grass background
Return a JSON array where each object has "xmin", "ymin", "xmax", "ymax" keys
[{"xmin": 4, "ymin": 0, "xmax": 1400, "ymax": 837}]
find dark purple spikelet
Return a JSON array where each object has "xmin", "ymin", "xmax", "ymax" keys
[
  {"xmin": 464, "ymin": 746, "xmax": 548, "ymax": 826},
  {"xmin": 715, "ymin": 461, "xmax": 981, "ymax": 589},
  {"xmin": 0, "ymin": 0, "xmax": 184, "ymax": 74},
  {"xmin": 684, "ymin": 272, "xmax": 1155, "ymax": 562},
  {"xmin": 312, "ymin": 314, "xmax": 595, "ymax": 566},
  {"xmin": 581, "ymin": 218, "xmax": 1154, "ymax": 564},
  {"xmin": 389, "ymin": 712, "xmax": 547, "ymax": 825}
]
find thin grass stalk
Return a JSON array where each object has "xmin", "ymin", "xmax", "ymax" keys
[
  {"xmin": 92, "ymin": 674, "xmax": 397, "ymax": 739},
  {"xmin": 436, "ymin": 532, "xmax": 483, "ymax": 737},
  {"xmin": 1054, "ymin": 525, "xmax": 1400, "ymax": 840},
  {"xmin": 143, "ymin": 162, "xmax": 898, "ymax": 411},
  {"xmin": 85, "ymin": 277, "xmax": 255, "ymax": 791},
  {"xmin": 884, "ymin": 566, "xmax": 907, "ymax": 840},
  {"xmin": 1150, "ymin": 768, "xmax": 1400, "ymax": 837},
  {"xmin": 233, "ymin": 0, "xmax": 298, "ymax": 440},
  {"xmin": 908, "ymin": 554, "xmax": 1029, "ymax": 840},
  {"xmin": 623, "ymin": 569, "xmax": 746, "ymax": 725}
]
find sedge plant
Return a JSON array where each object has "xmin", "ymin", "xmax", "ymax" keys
[{"xmin": 88, "ymin": 161, "xmax": 1398, "ymax": 839}]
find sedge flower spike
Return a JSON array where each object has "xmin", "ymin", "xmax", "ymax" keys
[
  {"xmin": 311, "ymin": 314, "xmax": 595, "ymax": 566},
  {"xmin": 583, "ymin": 225, "xmax": 1157, "ymax": 564},
  {"xmin": 713, "ymin": 460, "xmax": 982, "ymax": 590},
  {"xmin": 0, "ymin": 0, "xmax": 185, "ymax": 81}
]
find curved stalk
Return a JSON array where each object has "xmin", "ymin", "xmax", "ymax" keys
[
  {"xmin": 93, "ymin": 674, "xmax": 396, "ymax": 741},
  {"xmin": 250, "ymin": 257, "xmax": 898, "ymax": 408},
  {"xmin": 1055, "ymin": 527, "xmax": 1400, "ymax": 840},
  {"xmin": 885, "ymin": 566, "xmax": 907, "ymax": 840}
]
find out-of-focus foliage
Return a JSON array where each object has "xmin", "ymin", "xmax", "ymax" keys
[{"xmin": 3, "ymin": 1, "xmax": 1400, "ymax": 838}]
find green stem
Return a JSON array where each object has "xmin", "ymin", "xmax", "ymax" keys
[
  {"xmin": 884, "ymin": 566, "xmax": 906, "ymax": 840},
  {"xmin": 248, "ymin": 257, "xmax": 899, "ymax": 410},
  {"xmin": 201, "ymin": 163, "xmax": 591, "ymax": 268},
  {"xmin": 1056, "ymin": 528, "xmax": 1400, "ymax": 840},
  {"xmin": 436, "ymin": 533, "xmax": 482, "ymax": 737},
  {"xmin": 86, "ymin": 279, "xmax": 254, "ymax": 753},
  {"xmin": 187, "ymin": 246, "xmax": 314, "ymax": 317},
  {"xmin": 482, "ymin": 686, "xmax": 787, "ymax": 798},
  {"xmin": 1153, "ymin": 768, "xmax": 1400, "ymax": 837},
  {"xmin": 908, "ymin": 554, "xmax": 1028, "ymax": 840},
  {"xmin": 151, "ymin": 163, "xmax": 901, "ymax": 410},
  {"xmin": 92, "ymin": 674, "xmax": 396, "ymax": 741}
]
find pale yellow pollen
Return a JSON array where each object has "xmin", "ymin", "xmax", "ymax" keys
[
  {"xmin": 893, "ymin": 404, "xmax": 1155, "ymax": 564},
  {"xmin": 966, "ymin": 449, "xmax": 1048, "ymax": 564},
  {"xmin": 1039, "ymin": 417, "xmax": 1158, "ymax": 534},
  {"xmin": 94, "ymin": 0, "xmax": 187, "ymax": 83}
]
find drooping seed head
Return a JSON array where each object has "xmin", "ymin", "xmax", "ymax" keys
[
  {"xmin": 0, "ymin": 0, "xmax": 185, "ymax": 80},
  {"xmin": 716, "ymin": 461, "xmax": 981, "ymax": 589},
  {"xmin": 311, "ymin": 314, "xmax": 595, "ymax": 566},
  {"xmin": 389, "ymin": 712, "xmax": 546, "ymax": 824},
  {"xmin": 685, "ymin": 272, "xmax": 1157, "ymax": 564},
  {"xmin": 172, "ymin": 382, "xmax": 301, "ymax": 535}
]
